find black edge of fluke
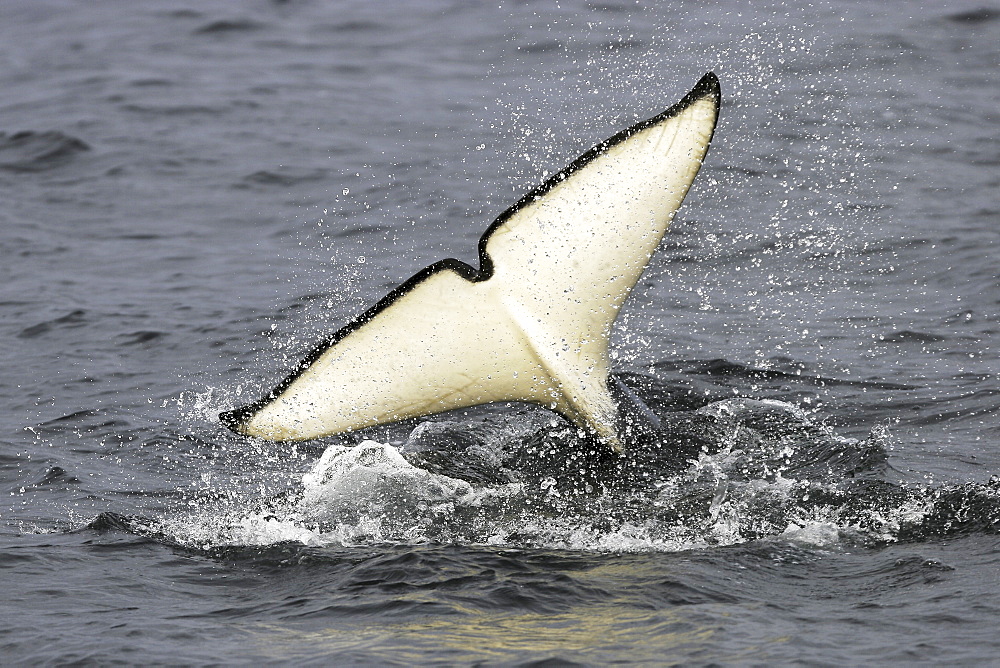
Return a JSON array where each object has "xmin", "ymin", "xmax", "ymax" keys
[
  {"xmin": 219, "ymin": 73, "xmax": 721, "ymax": 439},
  {"xmin": 218, "ymin": 404, "xmax": 245, "ymax": 433}
]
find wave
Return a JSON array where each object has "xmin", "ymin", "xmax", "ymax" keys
[
  {"xmin": 85, "ymin": 397, "xmax": 999, "ymax": 555},
  {"xmin": 0, "ymin": 131, "xmax": 90, "ymax": 172}
]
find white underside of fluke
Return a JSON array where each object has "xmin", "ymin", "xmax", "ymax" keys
[{"xmin": 225, "ymin": 74, "xmax": 721, "ymax": 452}]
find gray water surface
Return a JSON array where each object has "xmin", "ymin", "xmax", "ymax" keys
[{"xmin": 2, "ymin": 1, "xmax": 999, "ymax": 665}]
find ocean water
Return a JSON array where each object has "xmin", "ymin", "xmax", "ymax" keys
[{"xmin": 2, "ymin": 0, "xmax": 999, "ymax": 664}]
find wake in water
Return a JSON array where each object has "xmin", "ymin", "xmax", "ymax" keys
[{"xmin": 96, "ymin": 374, "xmax": 1000, "ymax": 555}]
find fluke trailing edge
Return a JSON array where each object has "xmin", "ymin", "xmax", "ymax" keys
[{"xmin": 221, "ymin": 73, "xmax": 721, "ymax": 452}]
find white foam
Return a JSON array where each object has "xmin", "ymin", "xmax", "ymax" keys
[
  {"xmin": 780, "ymin": 521, "xmax": 841, "ymax": 547},
  {"xmin": 299, "ymin": 440, "xmax": 475, "ymax": 517}
]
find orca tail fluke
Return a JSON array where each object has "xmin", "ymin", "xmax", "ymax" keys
[{"xmin": 221, "ymin": 74, "xmax": 720, "ymax": 453}]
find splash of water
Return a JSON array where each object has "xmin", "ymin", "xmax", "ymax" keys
[{"xmin": 138, "ymin": 396, "xmax": 999, "ymax": 554}]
